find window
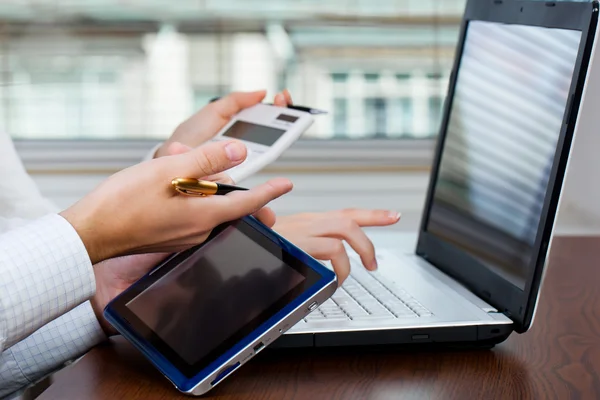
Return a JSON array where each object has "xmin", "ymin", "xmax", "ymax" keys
[
  {"xmin": 364, "ymin": 73, "xmax": 380, "ymax": 83},
  {"xmin": 389, "ymin": 98, "xmax": 414, "ymax": 138},
  {"xmin": 0, "ymin": 0, "xmax": 466, "ymax": 143},
  {"xmin": 331, "ymin": 73, "xmax": 349, "ymax": 83},
  {"xmin": 428, "ymin": 97, "xmax": 443, "ymax": 136},
  {"xmin": 332, "ymin": 98, "xmax": 347, "ymax": 138},
  {"xmin": 6, "ymin": 68, "xmax": 122, "ymax": 139},
  {"xmin": 364, "ymin": 98, "xmax": 386, "ymax": 138},
  {"xmin": 194, "ymin": 89, "xmax": 223, "ymax": 112}
]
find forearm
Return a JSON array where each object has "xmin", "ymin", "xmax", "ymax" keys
[{"xmin": 0, "ymin": 301, "xmax": 106, "ymax": 398}]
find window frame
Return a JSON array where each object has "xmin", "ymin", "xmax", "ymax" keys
[{"xmin": 14, "ymin": 138, "xmax": 435, "ymax": 174}]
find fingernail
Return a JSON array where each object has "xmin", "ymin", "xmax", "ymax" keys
[
  {"xmin": 388, "ymin": 211, "xmax": 401, "ymax": 221},
  {"xmin": 275, "ymin": 93, "xmax": 284, "ymax": 103},
  {"xmin": 369, "ymin": 259, "xmax": 378, "ymax": 270},
  {"xmin": 225, "ymin": 142, "xmax": 245, "ymax": 161}
]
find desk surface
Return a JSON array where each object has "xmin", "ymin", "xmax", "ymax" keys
[{"xmin": 39, "ymin": 236, "xmax": 600, "ymax": 400}]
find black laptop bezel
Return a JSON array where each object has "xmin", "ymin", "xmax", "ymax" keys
[{"xmin": 416, "ymin": 0, "xmax": 598, "ymax": 333}]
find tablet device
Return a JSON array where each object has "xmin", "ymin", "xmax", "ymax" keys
[
  {"xmin": 104, "ymin": 216, "xmax": 337, "ymax": 396},
  {"xmin": 211, "ymin": 103, "xmax": 314, "ymax": 183}
]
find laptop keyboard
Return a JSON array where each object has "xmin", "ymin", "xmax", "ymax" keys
[{"xmin": 303, "ymin": 262, "xmax": 432, "ymax": 323}]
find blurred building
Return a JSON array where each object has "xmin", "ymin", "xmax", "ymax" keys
[{"xmin": 0, "ymin": 0, "xmax": 465, "ymax": 140}]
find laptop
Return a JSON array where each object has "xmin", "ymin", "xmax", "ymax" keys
[{"xmin": 274, "ymin": 0, "xmax": 599, "ymax": 349}]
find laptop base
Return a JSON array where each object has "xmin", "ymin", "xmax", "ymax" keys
[{"xmin": 273, "ymin": 323, "xmax": 513, "ymax": 349}]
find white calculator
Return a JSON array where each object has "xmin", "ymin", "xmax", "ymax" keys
[{"xmin": 212, "ymin": 103, "xmax": 314, "ymax": 183}]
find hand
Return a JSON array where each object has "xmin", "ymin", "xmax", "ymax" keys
[
  {"xmin": 273, "ymin": 209, "xmax": 401, "ymax": 283},
  {"xmin": 159, "ymin": 141, "xmax": 277, "ymax": 227},
  {"xmin": 88, "ymin": 143, "xmax": 278, "ymax": 336},
  {"xmin": 60, "ymin": 139, "xmax": 292, "ymax": 264},
  {"xmin": 90, "ymin": 253, "xmax": 169, "ymax": 335},
  {"xmin": 154, "ymin": 89, "xmax": 294, "ymax": 159}
]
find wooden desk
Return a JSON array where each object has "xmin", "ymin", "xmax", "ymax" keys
[{"xmin": 39, "ymin": 237, "xmax": 600, "ymax": 400}]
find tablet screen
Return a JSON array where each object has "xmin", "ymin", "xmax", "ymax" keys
[
  {"xmin": 127, "ymin": 226, "xmax": 305, "ymax": 365},
  {"xmin": 113, "ymin": 219, "xmax": 320, "ymax": 377}
]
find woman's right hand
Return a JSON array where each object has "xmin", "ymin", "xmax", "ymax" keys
[
  {"xmin": 273, "ymin": 209, "xmax": 401, "ymax": 283},
  {"xmin": 60, "ymin": 140, "xmax": 293, "ymax": 264}
]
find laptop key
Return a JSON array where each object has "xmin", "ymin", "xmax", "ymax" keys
[
  {"xmin": 351, "ymin": 314, "xmax": 395, "ymax": 320},
  {"xmin": 346, "ymin": 258, "xmax": 433, "ymax": 319},
  {"xmin": 315, "ymin": 265, "xmax": 433, "ymax": 321}
]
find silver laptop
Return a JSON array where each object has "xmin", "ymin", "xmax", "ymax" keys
[{"xmin": 275, "ymin": 0, "xmax": 599, "ymax": 349}]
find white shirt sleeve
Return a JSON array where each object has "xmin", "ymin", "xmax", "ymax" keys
[
  {"xmin": 0, "ymin": 301, "xmax": 105, "ymax": 398},
  {"xmin": 0, "ymin": 131, "xmax": 108, "ymax": 397},
  {"xmin": 0, "ymin": 214, "xmax": 95, "ymax": 352},
  {"xmin": 0, "ymin": 132, "xmax": 58, "ymax": 220},
  {"xmin": 0, "ymin": 134, "xmax": 161, "ymax": 396}
]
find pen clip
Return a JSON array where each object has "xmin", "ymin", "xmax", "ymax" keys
[
  {"xmin": 172, "ymin": 178, "xmax": 218, "ymax": 196},
  {"xmin": 173, "ymin": 186, "xmax": 207, "ymax": 197}
]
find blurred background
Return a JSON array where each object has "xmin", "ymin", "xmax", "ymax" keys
[
  {"xmin": 0, "ymin": 0, "xmax": 460, "ymax": 140},
  {"xmin": 1, "ymin": 0, "xmax": 596, "ymax": 234}
]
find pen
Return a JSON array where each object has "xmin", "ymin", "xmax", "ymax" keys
[
  {"xmin": 278, "ymin": 104, "xmax": 328, "ymax": 115},
  {"xmin": 208, "ymin": 97, "xmax": 328, "ymax": 115},
  {"xmin": 171, "ymin": 178, "xmax": 248, "ymax": 196}
]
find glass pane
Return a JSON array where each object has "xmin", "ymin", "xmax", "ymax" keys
[
  {"xmin": 0, "ymin": 0, "xmax": 467, "ymax": 140},
  {"xmin": 364, "ymin": 98, "xmax": 387, "ymax": 138},
  {"xmin": 389, "ymin": 98, "xmax": 414, "ymax": 138},
  {"xmin": 332, "ymin": 98, "xmax": 347, "ymax": 138},
  {"xmin": 428, "ymin": 97, "xmax": 443, "ymax": 136}
]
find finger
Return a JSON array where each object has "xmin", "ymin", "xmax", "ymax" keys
[
  {"xmin": 203, "ymin": 178, "xmax": 293, "ymax": 223},
  {"xmin": 253, "ymin": 207, "xmax": 277, "ymax": 228},
  {"xmin": 282, "ymin": 89, "xmax": 293, "ymax": 105},
  {"xmin": 208, "ymin": 91, "xmax": 267, "ymax": 119},
  {"xmin": 166, "ymin": 143, "xmax": 235, "ymax": 184},
  {"xmin": 274, "ymin": 93, "xmax": 287, "ymax": 107},
  {"xmin": 297, "ymin": 237, "xmax": 351, "ymax": 284},
  {"xmin": 165, "ymin": 141, "xmax": 193, "ymax": 156},
  {"xmin": 204, "ymin": 172, "xmax": 235, "ymax": 185},
  {"xmin": 310, "ymin": 218, "xmax": 377, "ymax": 271},
  {"xmin": 176, "ymin": 140, "xmax": 247, "ymax": 177},
  {"xmin": 334, "ymin": 209, "xmax": 401, "ymax": 227}
]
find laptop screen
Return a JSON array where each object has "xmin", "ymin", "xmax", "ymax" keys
[{"xmin": 425, "ymin": 20, "xmax": 582, "ymax": 290}]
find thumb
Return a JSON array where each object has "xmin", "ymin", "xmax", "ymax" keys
[
  {"xmin": 208, "ymin": 90, "xmax": 267, "ymax": 118},
  {"xmin": 167, "ymin": 141, "xmax": 238, "ymax": 184},
  {"xmin": 175, "ymin": 139, "xmax": 247, "ymax": 177}
]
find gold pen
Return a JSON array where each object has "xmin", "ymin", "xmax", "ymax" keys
[{"xmin": 171, "ymin": 178, "xmax": 248, "ymax": 196}]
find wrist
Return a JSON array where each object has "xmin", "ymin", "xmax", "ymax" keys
[
  {"xmin": 60, "ymin": 207, "xmax": 112, "ymax": 265},
  {"xmin": 90, "ymin": 268, "xmax": 118, "ymax": 336},
  {"xmin": 90, "ymin": 295, "xmax": 117, "ymax": 336}
]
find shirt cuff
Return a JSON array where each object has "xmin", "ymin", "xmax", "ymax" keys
[
  {"xmin": 0, "ymin": 214, "xmax": 95, "ymax": 350},
  {"xmin": 143, "ymin": 143, "xmax": 163, "ymax": 161}
]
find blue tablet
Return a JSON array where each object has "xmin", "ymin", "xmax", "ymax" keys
[{"xmin": 104, "ymin": 216, "xmax": 337, "ymax": 395}]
